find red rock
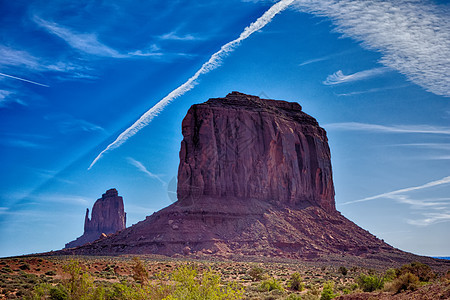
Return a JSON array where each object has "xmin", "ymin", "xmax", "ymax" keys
[
  {"xmin": 177, "ymin": 91, "xmax": 335, "ymax": 213},
  {"xmin": 65, "ymin": 189, "xmax": 126, "ymax": 248},
  {"xmin": 59, "ymin": 93, "xmax": 447, "ymax": 269}
]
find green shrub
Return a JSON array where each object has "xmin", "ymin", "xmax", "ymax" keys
[
  {"xmin": 320, "ymin": 281, "xmax": 337, "ymax": 300},
  {"xmin": 49, "ymin": 284, "xmax": 68, "ymax": 300},
  {"xmin": 131, "ymin": 257, "xmax": 149, "ymax": 284},
  {"xmin": 389, "ymin": 272, "xmax": 420, "ymax": 293},
  {"xmin": 1, "ymin": 266, "xmax": 12, "ymax": 273},
  {"xmin": 384, "ymin": 268, "xmax": 397, "ymax": 282},
  {"xmin": 248, "ymin": 267, "xmax": 265, "ymax": 281},
  {"xmin": 357, "ymin": 273, "xmax": 384, "ymax": 292},
  {"xmin": 286, "ymin": 294, "xmax": 302, "ymax": 300},
  {"xmin": 338, "ymin": 266, "xmax": 348, "ymax": 276},
  {"xmin": 45, "ymin": 270, "xmax": 57, "ymax": 276},
  {"xmin": 33, "ymin": 261, "xmax": 243, "ymax": 300},
  {"xmin": 259, "ymin": 278, "xmax": 284, "ymax": 292},
  {"xmin": 398, "ymin": 262, "xmax": 434, "ymax": 282},
  {"xmin": 288, "ymin": 272, "xmax": 304, "ymax": 291},
  {"xmin": 19, "ymin": 263, "xmax": 30, "ymax": 270}
]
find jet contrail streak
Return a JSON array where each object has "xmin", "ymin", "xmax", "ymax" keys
[
  {"xmin": 0, "ymin": 72, "xmax": 49, "ymax": 87},
  {"xmin": 89, "ymin": 0, "xmax": 294, "ymax": 170},
  {"xmin": 341, "ymin": 175, "xmax": 450, "ymax": 205}
]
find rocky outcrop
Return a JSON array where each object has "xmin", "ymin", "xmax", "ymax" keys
[
  {"xmin": 178, "ymin": 92, "xmax": 335, "ymax": 213},
  {"xmin": 60, "ymin": 93, "xmax": 413, "ymax": 263},
  {"xmin": 65, "ymin": 189, "xmax": 126, "ymax": 248}
]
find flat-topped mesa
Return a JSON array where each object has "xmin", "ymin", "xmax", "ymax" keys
[
  {"xmin": 65, "ymin": 188, "xmax": 126, "ymax": 248},
  {"xmin": 177, "ymin": 92, "xmax": 335, "ymax": 213}
]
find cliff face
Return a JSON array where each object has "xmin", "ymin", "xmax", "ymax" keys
[
  {"xmin": 61, "ymin": 92, "xmax": 404, "ymax": 262},
  {"xmin": 178, "ymin": 92, "xmax": 335, "ymax": 213},
  {"xmin": 65, "ymin": 189, "xmax": 126, "ymax": 248}
]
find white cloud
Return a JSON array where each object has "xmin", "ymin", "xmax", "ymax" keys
[
  {"xmin": 392, "ymin": 143, "xmax": 450, "ymax": 151},
  {"xmin": 342, "ymin": 175, "xmax": 450, "ymax": 205},
  {"xmin": 0, "ymin": 90, "xmax": 14, "ymax": 107},
  {"xmin": 336, "ymin": 84, "xmax": 409, "ymax": 96},
  {"xmin": 299, "ymin": 56, "xmax": 330, "ymax": 66},
  {"xmin": 341, "ymin": 176, "xmax": 450, "ymax": 227},
  {"xmin": 407, "ymin": 212, "xmax": 450, "ymax": 227},
  {"xmin": 0, "ymin": 45, "xmax": 98, "ymax": 86},
  {"xmin": 127, "ymin": 157, "xmax": 166, "ymax": 185},
  {"xmin": 89, "ymin": 0, "xmax": 295, "ymax": 169},
  {"xmin": 34, "ymin": 16, "xmax": 127, "ymax": 58},
  {"xmin": 0, "ymin": 46, "xmax": 42, "ymax": 70},
  {"xmin": 386, "ymin": 194, "xmax": 450, "ymax": 209},
  {"xmin": 325, "ymin": 122, "xmax": 450, "ymax": 135},
  {"xmin": 159, "ymin": 31, "xmax": 200, "ymax": 41},
  {"xmin": 292, "ymin": 0, "xmax": 450, "ymax": 97},
  {"xmin": 44, "ymin": 114, "xmax": 105, "ymax": 134},
  {"xmin": 323, "ymin": 67, "xmax": 389, "ymax": 85}
]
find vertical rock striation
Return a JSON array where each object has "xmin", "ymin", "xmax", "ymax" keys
[
  {"xmin": 178, "ymin": 92, "xmax": 335, "ymax": 213},
  {"xmin": 65, "ymin": 189, "xmax": 126, "ymax": 248}
]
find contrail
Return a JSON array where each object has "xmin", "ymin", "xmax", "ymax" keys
[
  {"xmin": 341, "ymin": 175, "xmax": 450, "ymax": 205},
  {"xmin": 0, "ymin": 72, "xmax": 49, "ymax": 87},
  {"xmin": 127, "ymin": 157, "xmax": 166, "ymax": 186},
  {"xmin": 89, "ymin": 0, "xmax": 294, "ymax": 170}
]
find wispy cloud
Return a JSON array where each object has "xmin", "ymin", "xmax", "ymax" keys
[
  {"xmin": 34, "ymin": 16, "xmax": 127, "ymax": 58},
  {"xmin": 325, "ymin": 122, "xmax": 450, "ymax": 135},
  {"xmin": 159, "ymin": 31, "xmax": 200, "ymax": 41},
  {"xmin": 0, "ymin": 72, "xmax": 49, "ymax": 87},
  {"xmin": 299, "ymin": 56, "xmax": 330, "ymax": 66},
  {"xmin": 392, "ymin": 143, "xmax": 450, "ymax": 151},
  {"xmin": 292, "ymin": 0, "xmax": 450, "ymax": 97},
  {"xmin": 323, "ymin": 67, "xmax": 389, "ymax": 85},
  {"xmin": 128, "ymin": 43, "xmax": 195, "ymax": 59},
  {"xmin": 342, "ymin": 175, "xmax": 450, "ymax": 205},
  {"xmin": 298, "ymin": 49, "xmax": 355, "ymax": 66},
  {"xmin": 341, "ymin": 177, "xmax": 450, "ymax": 226},
  {"xmin": 0, "ymin": 46, "xmax": 42, "ymax": 70},
  {"xmin": 407, "ymin": 212, "xmax": 450, "ymax": 227},
  {"xmin": 0, "ymin": 89, "xmax": 19, "ymax": 107},
  {"xmin": 88, "ymin": 0, "xmax": 295, "ymax": 169},
  {"xmin": 127, "ymin": 157, "xmax": 166, "ymax": 185},
  {"xmin": 386, "ymin": 194, "xmax": 450, "ymax": 209},
  {"xmin": 336, "ymin": 84, "xmax": 409, "ymax": 96},
  {"xmin": 44, "ymin": 114, "xmax": 105, "ymax": 135},
  {"xmin": 33, "ymin": 17, "xmax": 198, "ymax": 61},
  {"xmin": 0, "ymin": 45, "xmax": 98, "ymax": 86},
  {"xmin": 0, "ymin": 139, "xmax": 44, "ymax": 149},
  {"xmin": 0, "ymin": 132, "xmax": 49, "ymax": 149}
]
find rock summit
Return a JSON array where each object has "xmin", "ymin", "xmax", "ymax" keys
[{"xmin": 65, "ymin": 188, "xmax": 126, "ymax": 248}]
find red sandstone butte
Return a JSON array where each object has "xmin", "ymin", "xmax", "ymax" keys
[
  {"xmin": 65, "ymin": 188, "xmax": 126, "ymax": 248},
  {"xmin": 62, "ymin": 92, "xmax": 411, "ymax": 261}
]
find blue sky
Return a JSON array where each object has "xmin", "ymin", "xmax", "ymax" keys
[{"xmin": 1, "ymin": 0, "xmax": 449, "ymax": 258}]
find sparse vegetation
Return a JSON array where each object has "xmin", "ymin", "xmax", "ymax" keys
[
  {"xmin": 398, "ymin": 261, "xmax": 435, "ymax": 282},
  {"xmin": 0, "ymin": 256, "xmax": 447, "ymax": 300},
  {"xmin": 338, "ymin": 266, "xmax": 348, "ymax": 276},
  {"xmin": 248, "ymin": 266, "xmax": 265, "ymax": 281},
  {"xmin": 259, "ymin": 277, "xmax": 283, "ymax": 292},
  {"xmin": 320, "ymin": 281, "xmax": 337, "ymax": 300},
  {"xmin": 356, "ymin": 273, "xmax": 384, "ymax": 292},
  {"xmin": 388, "ymin": 272, "xmax": 420, "ymax": 293},
  {"xmin": 288, "ymin": 272, "xmax": 304, "ymax": 291}
]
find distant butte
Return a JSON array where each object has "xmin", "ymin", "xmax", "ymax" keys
[
  {"xmin": 60, "ymin": 92, "xmax": 449, "ymax": 269},
  {"xmin": 65, "ymin": 188, "xmax": 126, "ymax": 249}
]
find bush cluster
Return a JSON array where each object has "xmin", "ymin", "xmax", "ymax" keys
[
  {"xmin": 259, "ymin": 278, "xmax": 283, "ymax": 292},
  {"xmin": 356, "ymin": 274, "xmax": 384, "ymax": 292},
  {"xmin": 31, "ymin": 259, "xmax": 244, "ymax": 300}
]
